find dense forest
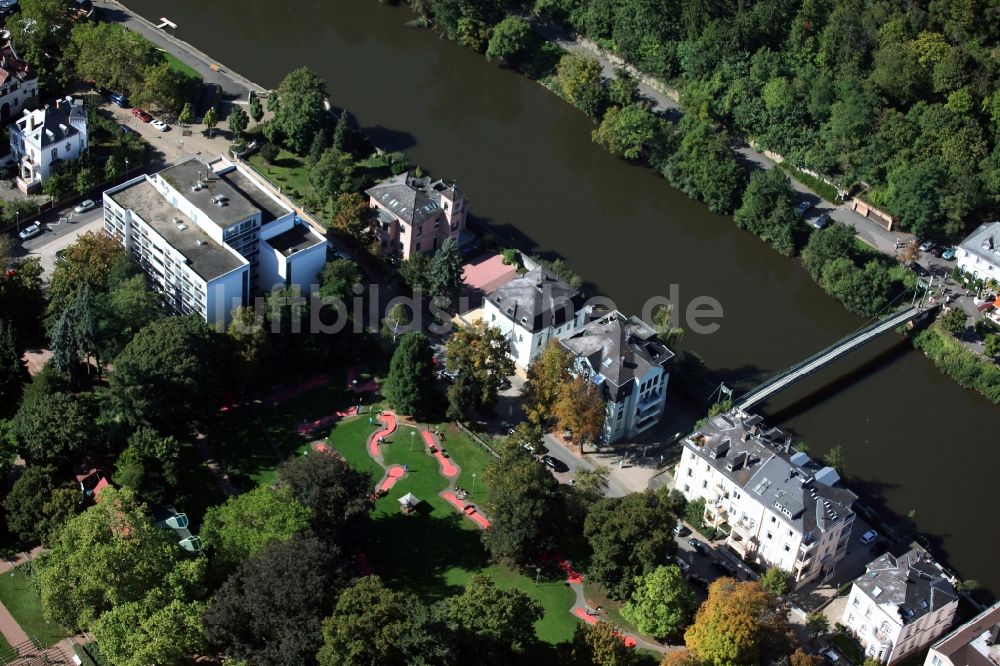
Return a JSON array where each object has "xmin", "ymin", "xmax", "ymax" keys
[{"xmin": 409, "ymin": 0, "xmax": 1000, "ymax": 242}]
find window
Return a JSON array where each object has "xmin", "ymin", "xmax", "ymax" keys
[
  {"xmin": 864, "ymin": 606, "xmax": 872, "ymax": 618},
  {"xmin": 687, "ymin": 468, "xmax": 693, "ymax": 477},
  {"xmin": 766, "ymin": 531, "xmax": 773, "ymax": 540},
  {"xmin": 702, "ymin": 480, "xmax": 708, "ymax": 489},
  {"xmin": 65, "ymin": 142, "xmax": 71, "ymax": 152},
  {"xmin": 491, "ymin": 314, "xmax": 496, "ymax": 322},
  {"xmin": 852, "ymin": 597, "xmax": 860, "ymax": 607},
  {"xmin": 50, "ymin": 147, "xmax": 57, "ymax": 159},
  {"xmin": 683, "ymin": 484, "xmax": 690, "ymax": 493},
  {"xmin": 783, "ymin": 544, "xmax": 790, "ymax": 552},
  {"xmin": 770, "ymin": 516, "xmax": 777, "ymax": 523}
]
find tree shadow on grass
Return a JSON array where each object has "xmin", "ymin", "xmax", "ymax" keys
[{"xmin": 365, "ymin": 511, "xmax": 488, "ymax": 603}]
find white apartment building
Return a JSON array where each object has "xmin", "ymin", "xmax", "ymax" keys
[
  {"xmin": 955, "ymin": 222, "xmax": 1000, "ymax": 281},
  {"xmin": 10, "ymin": 96, "xmax": 87, "ymax": 192},
  {"xmin": 366, "ymin": 172, "xmax": 469, "ymax": 260},
  {"xmin": 483, "ymin": 267, "xmax": 586, "ymax": 369},
  {"xmin": 104, "ymin": 157, "xmax": 328, "ymax": 326},
  {"xmin": 676, "ymin": 413, "xmax": 857, "ymax": 587},
  {"xmin": 842, "ymin": 547, "xmax": 958, "ymax": 664},
  {"xmin": 559, "ymin": 310, "xmax": 673, "ymax": 444},
  {"xmin": 924, "ymin": 600, "xmax": 1000, "ymax": 666},
  {"xmin": 0, "ymin": 40, "xmax": 38, "ymax": 122}
]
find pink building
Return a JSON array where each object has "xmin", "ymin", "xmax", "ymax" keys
[{"xmin": 366, "ymin": 172, "xmax": 468, "ymax": 260}]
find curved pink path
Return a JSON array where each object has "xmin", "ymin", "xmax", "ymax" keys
[
  {"xmin": 442, "ymin": 491, "xmax": 491, "ymax": 529},
  {"xmin": 422, "ymin": 430, "xmax": 459, "ymax": 477},
  {"xmin": 573, "ymin": 608, "xmax": 598, "ymax": 625},
  {"xmin": 378, "ymin": 465, "xmax": 406, "ymax": 492},
  {"xmin": 368, "ymin": 413, "xmax": 397, "ymax": 457}
]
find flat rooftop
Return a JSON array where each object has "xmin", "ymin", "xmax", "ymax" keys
[
  {"xmin": 159, "ymin": 159, "xmax": 260, "ymax": 230},
  {"xmin": 109, "ymin": 178, "xmax": 246, "ymax": 282},
  {"xmin": 264, "ymin": 223, "xmax": 324, "ymax": 256},
  {"xmin": 219, "ymin": 167, "xmax": 290, "ymax": 224}
]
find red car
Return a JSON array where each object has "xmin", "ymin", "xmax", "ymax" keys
[{"xmin": 131, "ymin": 108, "xmax": 153, "ymax": 122}]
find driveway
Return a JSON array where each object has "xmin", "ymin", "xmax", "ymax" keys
[{"xmin": 12, "ymin": 207, "xmax": 105, "ymax": 279}]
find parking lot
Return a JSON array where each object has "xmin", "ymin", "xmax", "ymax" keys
[{"xmin": 11, "ymin": 206, "xmax": 105, "ymax": 280}]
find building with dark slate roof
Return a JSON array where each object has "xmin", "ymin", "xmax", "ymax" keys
[
  {"xmin": 842, "ymin": 546, "xmax": 958, "ymax": 664},
  {"xmin": 676, "ymin": 413, "xmax": 858, "ymax": 587},
  {"xmin": 9, "ymin": 96, "xmax": 86, "ymax": 192},
  {"xmin": 560, "ymin": 310, "xmax": 674, "ymax": 443},
  {"xmin": 365, "ymin": 172, "xmax": 469, "ymax": 260},
  {"xmin": 483, "ymin": 265, "xmax": 587, "ymax": 369}
]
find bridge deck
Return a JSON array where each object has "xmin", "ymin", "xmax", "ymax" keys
[{"xmin": 733, "ymin": 304, "xmax": 935, "ymax": 413}]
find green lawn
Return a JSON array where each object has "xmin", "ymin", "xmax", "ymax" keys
[
  {"xmin": 0, "ymin": 566, "xmax": 71, "ymax": 648},
  {"xmin": 247, "ymin": 151, "xmax": 315, "ymax": 203},
  {"xmin": 161, "ymin": 51, "xmax": 201, "ymax": 82},
  {"xmin": 325, "ymin": 415, "xmax": 579, "ymax": 644}
]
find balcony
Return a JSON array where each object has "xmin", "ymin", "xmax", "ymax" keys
[
  {"xmin": 727, "ymin": 531, "xmax": 758, "ymax": 558},
  {"xmin": 705, "ymin": 501, "xmax": 728, "ymax": 528},
  {"xmin": 636, "ymin": 392, "xmax": 663, "ymax": 413},
  {"xmin": 731, "ymin": 517, "xmax": 757, "ymax": 539},
  {"xmin": 799, "ymin": 539, "xmax": 818, "ymax": 555}
]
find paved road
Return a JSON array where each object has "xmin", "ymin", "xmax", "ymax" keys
[
  {"xmin": 536, "ymin": 22, "xmax": 912, "ymax": 257},
  {"xmin": 93, "ymin": 0, "xmax": 263, "ymax": 107}
]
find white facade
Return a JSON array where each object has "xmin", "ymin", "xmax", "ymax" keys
[
  {"xmin": 484, "ymin": 267, "xmax": 586, "ymax": 370},
  {"xmin": 559, "ymin": 311, "xmax": 673, "ymax": 444},
  {"xmin": 675, "ymin": 414, "xmax": 856, "ymax": 587},
  {"xmin": 10, "ymin": 96, "xmax": 88, "ymax": 192},
  {"xmin": 103, "ymin": 157, "xmax": 327, "ymax": 326},
  {"xmin": 842, "ymin": 549, "xmax": 958, "ymax": 664},
  {"xmin": 485, "ymin": 296, "xmax": 585, "ymax": 369},
  {"xmin": 0, "ymin": 41, "xmax": 38, "ymax": 122},
  {"xmin": 956, "ymin": 222, "xmax": 1000, "ymax": 281}
]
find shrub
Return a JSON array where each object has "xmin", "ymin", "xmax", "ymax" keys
[{"xmin": 260, "ymin": 143, "xmax": 280, "ymax": 164}]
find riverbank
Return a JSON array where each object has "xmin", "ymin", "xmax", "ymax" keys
[
  {"xmin": 111, "ymin": 0, "xmax": 1000, "ymax": 595},
  {"xmin": 913, "ymin": 324, "xmax": 1000, "ymax": 404}
]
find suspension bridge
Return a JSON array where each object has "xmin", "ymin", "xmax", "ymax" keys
[{"xmin": 730, "ymin": 302, "xmax": 938, "ymax": 414}]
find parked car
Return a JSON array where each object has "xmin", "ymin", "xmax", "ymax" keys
[
  {"xmin": 673, "ymin": 522, "xmax": 690, "ymax": 537},
  {"xmin": 812, "ymin": 212, "xmax": 832, "ymax": 229},
  {"xmin": 150, "ymin": 119, "xmax": 170, "ymax": 132},
  {"xmin": 55, "ymin": 248, "xmax": 69, "ymax": 265},
  {"xmin": 522, "ymin": 441, "xmax": 548, "ymax": 456},
  {"xmin": 108, "ymin": 92, "xmax": 128, "ymax": 107},
  {"xmin": 688, "ymin": 538, "xmax": 707, "ymax": 553},
  {"xmin": 860, "ymin": 529, "xmax": 878, "ymax": 545},
  {"xmin": 18, "ymin": 222, "xmax": 41, "ymax": 241},
  {"xmin": 909, "ymin": 262, "xmax": 930, "ymax": 278},
  {"xmin": 674, "ymin": 556, "xmax": 690, "ymax": 573},
  {"xmin": 118, "ymin": 123, "xmax": 134, "ymax": 136},
  {"xmin": 687, "ymin": 574, "xmax": 710, "ymax": 590},
  {"xmin": 819, "ymin": 647, "xmax": 840, "ymax": 663},
  {"xmin": 920, "ymin": 239, "xmax": 937, "ymax": 253},
  {"xmin": 795, "ymin": 200, "xmax": 812, "ymax": 216},
  {"xmin": 942, "ymin": 247, "xmax": 957, "ymax": 260},
  {"xmin": 131, "ymin": 107, "xmax": 153, "ymax": 122},
  {"xmin": 74, "ymin": 199, "xmax": 96, "ymax": 213},
  {"xmin": 540, "ymin": 455, "xmax": 569, "ymax": 474},
  {"xmin": 711, "ymin": 558, "xmax": 738, "ymax": 576}
]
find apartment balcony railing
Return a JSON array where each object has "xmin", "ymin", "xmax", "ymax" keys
[
  {"xmin": 727, "ymin": 531, "xmax": 758, "ymax": 558},
  {"xmin": 731, "ymin": 517, "xmax": 757, "ymax": 539}
]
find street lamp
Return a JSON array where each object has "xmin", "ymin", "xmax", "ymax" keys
[
  {"xmin": 471, "ymin": 472, "xmax": 477, "ymax": 494},
  {"xmin": 410, "ymin": 430, "xmax": 415, "ymax": 452},
  {"xmin": 535, "ymin": 566, "xmax": 542, "ymax": 586}
]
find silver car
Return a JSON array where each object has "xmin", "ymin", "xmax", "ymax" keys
[{"xmin": 18, "ymin": 222, "xmax": 41, "ymax": 241}]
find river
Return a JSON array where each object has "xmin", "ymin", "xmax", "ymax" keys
[{"xmin": 122, "ymin": 0, "xmax": 999, "ymax": 591}]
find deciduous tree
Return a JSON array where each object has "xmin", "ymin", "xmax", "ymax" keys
[
  {"xmin": 330, "ymin": 192, "xmax": 373, "ymax": 244},
  {"xmin": 556, "ymin": 53, "xmax": 607, "ymax": 117},
  {"xmin": 109, "ymin": 316, "xmax": 225, "ymax": 434},
  {"xmin": 205, "ymin": 536, "xmax": 348, "ymax": 666},
  {"xmin": 568, "ymin": 622, "xmax": 640, "ymax": 666},
  {"xmin": 444, "ymin": 322, "xmax": 515, "ymax": 414},
  {"xmin": 203, "ymin": 107, "xmax": 218, "ymax": 137},
  {"xmin": 734, "ymin": 169, "xmax": 799, "ymax": 256},
  {"xmin": 621, "ymin": 564, "xmax": 696, "ymax": 640},
  {"xmin": 201, "ymin": 485, "xmax": 312, "ymax": 571},
  {"xmin": 265, "ymin": 67, "xmax": 330, "ymax": 155},
  {"xmin": 584, "ymin": 491, "xmax": 678, "ymax": 599},
  {"xmin": 683, "ymin": 579, "xmax": 790, "ymax": 666},
  {"xmin": 523, "ymin": 340, "xmax": 573, "ymax": 426},
  {"xmin": 276, "ymin": 452, "xmax": 373, "ymax": 544},
  {"xmin": 482, "ymin": 445, "xmax": 564, "ymax": 563},
  {"xmin": 317, "ymin": 576, "xmax": 452, "ymax": 666},
  {"xmin": 554, "ymin": 374, "xmax": 606, "ymax": 449},
  {"xmin": 446, "ymin": 572, "xmax": 542, "ymax": 657},
  {"xmin": 36, "ymin": 487, "xmax": 186, "ymax": 630},
  {"xmin": 12, "ymin": 390, "xmax": 98, "ymax": 467},
  {"xmin": 0, "ymin": 320, "xmax": 28, "ymax": 405},
  {"xmin": 760, "ymin": 566, "xmax": 793, "ymax": 597},
  {"xmin": 593, "ymin": 104, "xmax": 660, "ymax": 160},
  {"xmin": 485, "ymin": 16, "xmax": 533, "ymax": 63},
  {"xmin": 2, "ymin": 465, "xmax": 77, "ymax": 545},
  {"xmin": 228, "ymin": 104, "xmax": 249, "ymax": 138}
]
